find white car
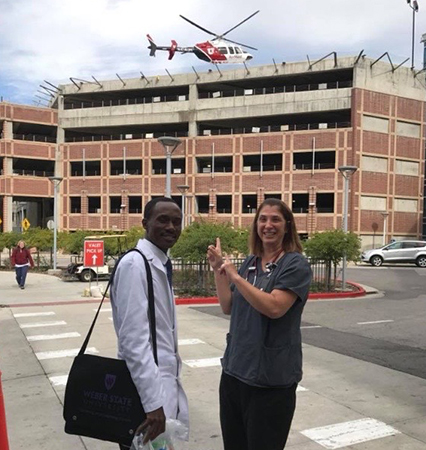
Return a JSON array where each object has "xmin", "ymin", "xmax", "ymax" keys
[{"xmin": 361, "ymin": 240, "xmax": 426, "ymax": 267}]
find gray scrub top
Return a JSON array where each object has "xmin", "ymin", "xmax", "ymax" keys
[{"xmin": 222, "ymin": 252, "xmax": 312, "ymax": 387}]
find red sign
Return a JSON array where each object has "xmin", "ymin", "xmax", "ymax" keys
[{"xmin": 83, "ymin": 240, "xmax": 104, "ymax": 267}]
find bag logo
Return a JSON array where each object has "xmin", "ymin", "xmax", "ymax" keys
[{"xmin": 105, "ymin": 374, "xmax": 116, "ymax": 391}]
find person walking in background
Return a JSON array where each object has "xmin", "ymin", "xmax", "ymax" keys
[
  {"xmin": 11, "ymin": 240, "xmax": 34, "ymax": 290},
  {"xmin": 207, "ymin": 198, "xmax": 312, "ymax": 450},
  {"xmin": 111, "ymin": 197, "xmax": 189, "ymax": 449}
]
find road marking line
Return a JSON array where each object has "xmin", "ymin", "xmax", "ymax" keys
[
  {"xmin": 301, "ymin": 418, "xmax": 400, "ymax": 449},
  {"xmin": 28, "ymin": 332, "xmax": 81, "ymax": 342},
  {"xmin": 14, "ymin": 312, "xmax": 56, "ymax": 318},
  {"xmin": 36, "ymin": 347, "xmax": 98, "ymax": 360},
  {"xmin": 93, "ymin": 308, "xmax": 112, "ymax": 312},
  {"xmin": 49, "ymin": 375, "xmax": 68, "ymax": 386},
  {"xmin": 178, "ymin": 339, "xmax": 205, "ymax": 346},
  {"xmin": 357, "ymin": 320, "xmax": 394, "ymax": 325},
  {"xmin": 20, "ymin": 321, "xmax": 67, "ymax": 329},
  {"xmin": 184, "ymin": 357, "xmax": 221, "ymax": 368},
  {"xmin": 301, "ymin": 325, "xmax": 322, "ymax": 329}
]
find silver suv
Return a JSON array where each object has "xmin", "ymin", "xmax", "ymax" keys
[{"xmin": 361, "ymin": 240, "xmax": 426, "ymax": 267}]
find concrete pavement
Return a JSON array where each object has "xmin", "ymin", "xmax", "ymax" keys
[{"xmin": 2, "ymin": 270, "xmax": 425, "ymax": 449}]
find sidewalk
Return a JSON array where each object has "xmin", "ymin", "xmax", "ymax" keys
[{"xmin": 0, "ymin": 270, "xmax": 379, "ymax": 308}]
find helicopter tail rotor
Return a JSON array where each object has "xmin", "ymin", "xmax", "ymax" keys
[
  {"xmin": 168, "ymin": 40, "xmax": 178, "ymax": 60},
  {"xmin": 147, "ymin": 34, "xmax": 157, "ymax": 57}
]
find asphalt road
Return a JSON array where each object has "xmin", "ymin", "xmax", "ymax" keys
[{"xmin": 195, "ymin": 264, "xmax": 426, "ymax": 381}]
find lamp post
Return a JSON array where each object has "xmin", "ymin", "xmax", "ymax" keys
[
  {"xmin": 177, "ymin": 184, "xmax": 189, "ymax": 228},
  {"xmin": 338, "ymin": 165, "xmax": 358, "ymax": 291},
  {"xmin": 381, "ymin": 211, "xmax": 390, "ymax": 246},
  {"xmin": 48, "ymin": 176, "xmax": 63, "ymax": 271},
  {"xmin": 407, "ymin": 0, "xmax": 419, "ymax": 69},
  {"xmin": 157, "ymin": 137, "xmax": 182, "ymax": 198}
]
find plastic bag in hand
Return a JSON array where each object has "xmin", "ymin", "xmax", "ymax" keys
[{"xmin": 132, "ymin": 418, "xmax": 188, "ymax": 450}]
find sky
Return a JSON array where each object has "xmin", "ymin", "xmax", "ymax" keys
[{"xmin": 1, "ymin": 0, "xmax": 426, "ymax": 106}]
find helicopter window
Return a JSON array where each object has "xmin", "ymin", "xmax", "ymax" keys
[
  {"xmin": 229, "ymin": 47, "xmax": 235, "ymax": 54},
  {"xmin": 235, "ymin": 47, "xmax": 242, "ymax": 54},
  {"xmin": 218, "ymin": 47, "xmax": 228, "ymax": 54}
]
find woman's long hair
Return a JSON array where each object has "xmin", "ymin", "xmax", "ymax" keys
[{"xmin": 249, "ymin": 198, "xmax": 303, "ymax": 256}]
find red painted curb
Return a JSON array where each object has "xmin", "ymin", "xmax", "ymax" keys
[
  {"xmin": 3, "ymin": 282, "xmax": 366, "ymax": 308},
  {"xmin": 175, "ymin": 281, "xmax": 366, "ymax": 305}
]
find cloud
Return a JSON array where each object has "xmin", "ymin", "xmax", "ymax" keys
[{"xmin": 0, "ymin": 0, "xmax": 425, "ymax": 104}]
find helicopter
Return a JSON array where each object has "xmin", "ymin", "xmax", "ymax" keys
[{"xmin": 147, "ymin": 10, "xmax": 259, "ymax": 64}]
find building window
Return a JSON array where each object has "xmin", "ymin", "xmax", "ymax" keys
[
  {"xmin": 196, "ymin": 196, "xmax": 209, "ymax": 214},
  {"xmin": 265, "ymin": 193, "xmax": 282, "ymax": 200},
  {"xmin": 110, "ymin": 159, "xmax": 142, "ymax": 175},
  {"xmin": 217, "ymin": 195, "xmax": 232, "ymax": 214},
  {"xmin": 293, "ymin": 151, "xmax": 335, "ymax": 170},
  {"xmin": 317, "ymin": 193, "xmax": 334, "ymax": 213},
  {"xmin": 292, "ymin": 194, "xmax": 309, "ymax": 213},
  {"xmin": 243, "ymin": 154, "xmax": 282, "ymax": 172},
  {"xmin": 88, "ymin": 197, "xmax": 101, "ymax": 214},
  {"xmin": 242, "ymin": 195, "xmax": 257, "ymax": 214},
  {"xmin": 152, "ymin": 158, "xmax": 185, "ymax": 174},
  {"xmin": 70, "ymin": 197, "xmax": 81, "ymax": 213},
  {"xmin": 110, "ymin": 196, "xmax": 121, "ymax": 213},
  {"xmin": 196, "ymin": 156, "xmax": 233, "ymax": 173},
  {"xmin": 70, "ymin": 161, "xmax": 101, "ymax": 176},
  {"xmin": 129, "ymin": 196, "xmax": 142, "ymax": 214}
]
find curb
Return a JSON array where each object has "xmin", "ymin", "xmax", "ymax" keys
[{"xmin": 175, "ymin": 281, "xmax": 367, "ymax": 305}]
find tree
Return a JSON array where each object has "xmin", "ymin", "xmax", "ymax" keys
[
  {"xmin": 0, "ymin": 231, "xmax": 21, "ymax": 266},
  {"xmin": 170, "ymin": 220, "xmax": 249, "ymax": 295},
  {"xmin": 24, "ymin": 227, "xmax": 53, "ymax": 268},
  {"xmin": 304, "ymin": 229, "xmax": 361, "ymax": 290},
  {"xmin": 171, "ymin": 220, "xmax": 248, "ymax": 262}
]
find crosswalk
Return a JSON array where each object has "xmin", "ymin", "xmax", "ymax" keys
[{"xmin": 12, "ymin": 304, "xmax": 402, "ymax": 449}]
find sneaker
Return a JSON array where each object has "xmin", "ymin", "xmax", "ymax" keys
[{"xmin": 20, "ymin": 285, "xmax": 25, "ymax": 289}]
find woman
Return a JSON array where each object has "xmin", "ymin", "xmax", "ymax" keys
[
  {"xmin": 207, "ymin": 198, "xmax": 311, "ymax": 450},
  {"xmin": 11, "ymin": 240, "xmax": 34, "ymax": 289}
]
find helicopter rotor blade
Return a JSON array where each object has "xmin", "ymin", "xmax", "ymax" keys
[
  {"xmin": 221, "ymin": 10, "xmax": 260, "ymax": 37},
  {"xmin": 179, "ymin": 15, "xmax": 218, "ymax": 37},
  {"xmin": 221, "ymin": 37, "xmax": 258, "ymax": 51}
]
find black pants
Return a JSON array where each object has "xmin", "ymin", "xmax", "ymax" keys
[{"xmin": 219, "ymin": 372, "xmax": 297, "ymax": 450}]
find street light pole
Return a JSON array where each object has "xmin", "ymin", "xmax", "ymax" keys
[
  {"xmin": 381, "ymin": 211, "xmax": 390, "ymax": 246},
  {"xmin": 158, "ymin": 137, "xmax": 182, "ymax": 198},
  {"xmin": 407, "ymin": 0, "xmax": 419, "ymax": 69},
  {"xmin": 48, "ymin": 176, "xmax": 63, "ymax": 271},
  {"xmin": 338, "ymin": 166, "xmax": 358, "ymax": 291},
  {"xmin": 177, "ymin": 184, "xmax": 190, "ymax": 228}
]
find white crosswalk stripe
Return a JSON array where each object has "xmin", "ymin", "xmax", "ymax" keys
[
  {"xmin": 20, "ymin": 321, "xmax": 67, "ymax": 329},
  {"xmin": 14, "ymin": 312, "xmax": 56, "ymax": 318},
  {"xmin": 27, "ymin": 332, "xmax": 81, "ymax": 342},
  {"xmin": 301, "ymin": 418, "xmax": 400, "ymax": 449},
  {"xmin": 184, "ymin": 357, "xmax": 221, "ymax": 368},
  {"xmin": 178, "ymin": 339, "xmax": 205, "ymax": 345},
  {"xmin": 36, "ymin": 347, "xmax": 98, "ymax": 360},
  {"xmin": 49, "ymin": 375, "xmax": 69, "ymax": 386}
]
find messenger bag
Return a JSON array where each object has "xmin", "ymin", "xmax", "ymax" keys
[{"xmin": 63, "ymin": 248, "xmax": 157, "ymax": 447}]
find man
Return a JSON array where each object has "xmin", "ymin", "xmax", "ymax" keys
[{"xmin": 110, "ymin": 197, "xmax": 189, "ymax": 449}]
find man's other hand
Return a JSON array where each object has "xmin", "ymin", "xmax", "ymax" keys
[{"xmin": 136, "ymin": 407, "xmax": 166, "ymax": 444}]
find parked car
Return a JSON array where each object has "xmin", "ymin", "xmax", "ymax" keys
[{"xmin": 361, "ymin": 240, "xmax": 426, "ymax": 267}]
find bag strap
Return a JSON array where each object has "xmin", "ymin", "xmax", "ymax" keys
[{"xmin": 79, "ymin": 248, "xmax": 158, "ymax": 364}]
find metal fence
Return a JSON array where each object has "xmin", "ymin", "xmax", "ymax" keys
[{"xmin": 171, "ymin": 257, "xmax": 330, "ymax": 296}]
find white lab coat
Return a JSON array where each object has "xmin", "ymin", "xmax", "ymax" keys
[{"xmin": 110, "ymin": 239, "xmax": 189, "ymax": 428}]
